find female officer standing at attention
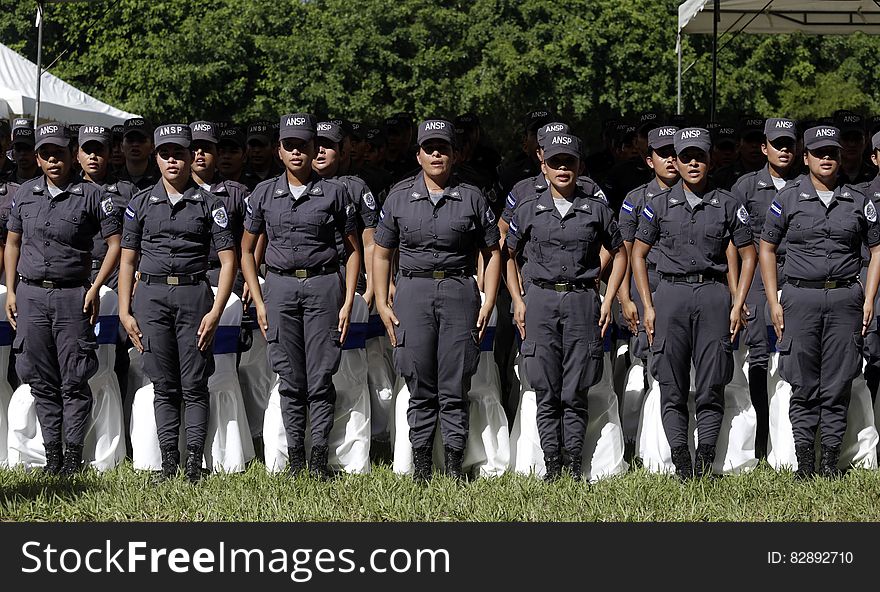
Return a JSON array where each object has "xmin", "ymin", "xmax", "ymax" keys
[
  {"xmin": 761, "ymin": 125, "xmax": 880, "ymax": 479},
  {"xmin": 240, "ymin": 114, "xmax": 360, "ymax": 480},
  {"xmin": 373, "ymin": 119, "xmax": 502, "ymax": 482},
  {"xmin": 5, "ymin": 123, "xmax": 121, "ymax": 476},
  {"xmin": 632, "ymin": 127, "xmax": 757, "ymax": 481},
  {"xmin": 506, "ymin": 132, "xmax": 626, "ymax": 481},
  {"xmin": 119, "ymin": 124, "xmax": 237, "ymax": 483}
]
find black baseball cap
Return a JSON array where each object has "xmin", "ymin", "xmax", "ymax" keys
[
  {"xmin": 246, "ymin": 121, "xmax": 273, "ymax": 145},
  {"xmin": 12, "ymin": 117, "xmax": 33, "ymax": 131},
  {"xmin": 711, "ymin": 126, "xmax": 737, "ymax": 148},
  {"xmin": 349, "ymin": 122, "xmax": 364, "ymax": 141},
  {"xmin": 536, "ymin": 122, "xmax": 570, "ymax": 149},
  {"xmin": 153, "ymin": 123, "xmax": 192, "ymax": 148},
  {"xmin": 871, "ymin": 130, "xmax": 880, "ymax": 152},
  {"xmin": 218, "ymin": 126, "xmax": 245, "ymax": 149},
  {"xmin": 667, "ymin": 114, "xmax": 689, "ymax": 128},
  {"xmin": 279, "ymin": 113, "xmax": 317, "ymax": 142},
  {"xmin": 523, "ymin": 108, "xmax": 554, "ymax": 132},
  {"xmin": 636, "ymin": 111, "xmax": 662, "ymax": 134},
  {"xmin": 454, "ymin": 113, "xmax": 480, "ymax": 131},
  {"xmin": 111, "ymin": 125, "xmax": 124, "ymax": 140},
  {"xmin": 764, "ymin": 118, "xmax": 797, "ymax": 142},
  {"xmin": 190, "ymin": 120, "xmax": 218, "ymax": 144},
  {"xmin": 739, "ymin": 117, "xmax": 765, "ymax": 141},
  {"xmin": 12, "ymin": 125, "xmax": 35, "ymax": 147},
  {"xmin": 417, "ymin": 119, "xmax": 455, "ymax": 146},
  {"xmin": 804, "ymin": 126, "xmax": 841, "ymax": 151},
  {"xmin": 78, "ymin": 125, "xmax": 111, "ymax": 147},
  {"xmin": 674, "ymin": 127, "xmax": 711, "ymax": 154},
  {"xmin": 542, "ymin": 133, "xmax": 581, "ymax": 159},
  {"xmin": 648, "ymin": 126, "xmax": 678, "ymax": 150},
  {"xmin": 316, "ymin": 121, "xmax": 344, "ymax": 144},
  {"xmin": 34, "ymin": 122, "xmax": 69, "ymax": 150},
  {"xmin": 123, "ymin": 117, "xmax": 151, "ymax": 139},
  {"xmin": 835, "ymin": 111, "xmax": 865, "ymax": 135},
  {"xmin": 365, "ymin": 126, "xmax": 385, "ymax": 147}
]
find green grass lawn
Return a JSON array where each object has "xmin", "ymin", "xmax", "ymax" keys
[{"xmin": 3, "ymin": 460, "xmax": 880, "ymax": 522}]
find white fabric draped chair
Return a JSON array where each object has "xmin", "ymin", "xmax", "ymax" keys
[
  {"xmin": 0, "ymin": 285, "xmax": 14, "ymax": 468},
  {"xmin": 263, "ymin": 293, "xmax": 373, "ymax": 474},
  {"xmin": 130, "ymin": 288, "xmax": 254, "ymax": 473},
  {"xmin": 7, "ymin": 285, "xmax": 125, "ymax": 471},
  {"xmin": 391, "ymin": 299, "xmax": 510, "ymax": 478},
  {"xmin": 365, "ymin": 306, "xmax": 396, "ymax": 441},
  {"xmin": 237, "ymin": 277, "xmax": 276, "ymax": 442},
  {"xmin": 636, "ymin": 340, "xmax": 758, "ymax": 475}
]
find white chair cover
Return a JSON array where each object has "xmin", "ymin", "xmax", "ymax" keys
[
  {"xmin": 0, "ymin": 285, "xmax": 13, "ymax": 468},
  {"xmin": 7, "ymin": 286, "xmax": 126, "ymax": 472},
  {"xmin": 637, "ymin": 343, "xmax": 758, "ymax": 475},
  {"xmin": 508, "ymin": 333, "xmax": 628, "ymax": 482},
  {"xmin": 263, "ymin": 294, "xmax": 373, "ymax": 474},
  {"xmin": 391, "ymin": 300, "xmax": 511, "ymax": 478},
  {"xmin": 237, "ymin": 277, "xmax": 276, "ymax": 440},
  {"xmin": 619, "ymin": 346, "xmax": 648, "ymax": 447},
  {"xmin": 204, "ymin": 288, "xmax": 255, "ymax": 473},
  {"xmin": 366, "ymin": 305, "xmax": 396, "ymax": 440}
]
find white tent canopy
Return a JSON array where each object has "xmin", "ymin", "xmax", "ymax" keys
[
  {"xmin": 677, "ymin": 0, "xmax": 880, "ymax": 114},
  {"xmin": 0, "ymin": 42, "xmax": 139, "ymax": 126}
]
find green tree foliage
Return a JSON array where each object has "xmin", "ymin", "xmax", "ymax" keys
[{"xmin": 1, "ymin": 0, "xmax": 879, "ymax": 151}]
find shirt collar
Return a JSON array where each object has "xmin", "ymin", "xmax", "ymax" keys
[
  {"xmin": 33, "ymin": 174, "xmax": 84, "ymax": 199},
  {"xmin": 270, "ymin": 173, "xmax": 322, "ymax": 201},
  {"xmin": 796, "ymin": 177, "xmax": 852, "ymax": 202},
  {"xmin": 668, "ymin": 180, "xmax": 721, "ymax": 208},
  {"xmin": 147, "ymin": 180, "xmax": 204, "ymax": 204},
  {"xmin": 409, "ymin": 173, "xmax": 462, "ymax": 202}
]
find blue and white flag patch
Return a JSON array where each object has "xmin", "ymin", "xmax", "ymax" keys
[
  {"xmin": 506, "ymin": 193, "xmax": 516, "ymax": 209},
  {"xmin": 509, "ymin": 218, "xmax": 519, "ymax": 234},
  {"xmin": 769, "ymin": 200, "xmax": 783, "ymax": 218},
  {"xmin": 622, "ymin": 200, "xmax": 634, "ymax": 213},
  {"xmin": 642, "ymin": 205, "xmax": 654, "ymax": 221},
  {"xmin": 125, "ymin": 206, "xmax": 136, "ymax": 220}
]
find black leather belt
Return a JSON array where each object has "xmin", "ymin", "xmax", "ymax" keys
[
  {"xmin": 267, "ymin": 264, "xmax": 338, "ymax": 279},
  {"xmin": 532, "ymin": 279, "xmax": 597, "ymax": 292},
  {"xmin": 788, "ymin": 278, "xmax": 857, "ymax": 289},
  {"xmin": 661, "ymin": 272, "xmax": 727, "ymax": 285},
  {"xmin": 401, "ymin": 268, "xmax": 471, "ymax": 279},
  {"xmin": 139, "ymin": 272, "xmax": 207, "ymax": 286},
  {"xmin": 19, "ymin": 276, "xmax": 86, "ymax": 289}
]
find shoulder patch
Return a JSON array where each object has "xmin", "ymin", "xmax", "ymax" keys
[
  {"xmin": 125, "ymin": 206, "xmax": 136, "ymax": 220},
  {"xmin": 866, "ymin": 200, "xmax": 877, "ymax": 223},
  {"xmin": 621, "ymin": 200, "xmax": 634, "ymax": 213},
  {"xmin": 642, "ymin": 205, "xmax": 654, "ymax": 221},
  {"xmin": 736, "ymin": 204, "xmax": 750, "ymax": 224},
  {"xmin": 379, "ymin": 208, "xmax": 385, "ymax": 221},
  {"xmin": 509, "ymin": 218, "xmax": 519, "ymax": 234},
  {"xmin": 363, "ymin": 191, "xmax": 376, "ymax": 210},
  {"xmin": 101, "ymin": 197, "xmax": 114, "ymax": 215},
  {"xmin": 769, "ymin": 200, "xmax": 783, "ymax": 218},
  {"xmin": 485, "ymin": 208, "xmax": 496, "ymax": 225},
  {"xmin": 593, "ymin": 189, "xmax": 608, "ymax": 205},
  {"xmin": 506, "ymin": 193, "xmax": 516, "ymax": 209},
  {"xmin": 212, "ymin": 206, "xmax": 229, "ymax": 228}
]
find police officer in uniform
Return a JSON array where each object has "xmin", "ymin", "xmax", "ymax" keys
[
  {"xmin": 5, "ymin": 123, "xmax": 122, "ymax": 476},
  {"xmin": 633, "ymin": 127, "xmax": 757, "ymax": 480},
  {"xmin": 216, "ymin": 126, "xmax": 248, "ymax": 186},
  {"xmin": 109, "ymin": 125, "xmax": 125, "ymax": 174},
  {"xmin": 604, "ymin": 112, "xmax": 660, "ymax": 213},
  {"xmin": 189, "ymin": 121, "xmax": 249, "ymax": 295},
  {"xmin": 836, "ymin": 112, "xmax": 873, "ymax": 185},
  {"xmin": 0, "ymin": 177, "xmax": 21, "ymax": 265},
  {"xmin": 242, "ymin": 121, "xmax": 280, "ymax": 191},
  {"xmin": 117, "ymin": 118, "xmax": 160, "ymax": 190},
  {"xmin": 0, "ymin": 119, "xmax": 15, "ymax": 182},
  {"xmin": 373, "ymin": 119, "xmax": 502, "ymax": 482},
  {"xmin": 119, "ymin": 124, "xmax": 237, "ymax": 483},
  {"xmin": 861, "ymin": 130, "xmax": 880, "ymax": 401},
  {"xmin": 240, "ymin": 113, "xmax": 361, "ymax": 479},
  {"xmin": 11, "ymin": 121, "xmax": 39, "ymax": 184},
  {"xmin": 761, "ymin": 125, "xmax": 880, "ymax": 478},
  {"xmin": 505, "ymin": 132, "xmax": 626, "ymax": 481},
  {"xmin": 731, "ymin": 118, "xmax": 799, "ymax": 459},
  {"xmin": 711, "ymin": 117, "xmax": 767, "ymax": 190},
  {"xmin": 496, "ymin": 109, "xmax": 554, "ymax": 202}
]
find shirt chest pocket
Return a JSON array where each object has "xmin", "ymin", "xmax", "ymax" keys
[
  {"xmin": 702, "ymin": 218, "xmax": 727, "ymax": 257},
  {"xmin": 830, "ymin": 216, "xmax": 860, "ymax": 246},
  {"xmin": 266, "ymin": 211, "xmax": 292, "ymax": 245},
  {"xmin": 573, "ymin": 223, "xmax": 598, "ymax": 259},
  {"xmin": 529, "ymin": 225, "xmax": 554, "ymax": 263},
  {"xmin": 447, "ymin": 217, "xmax": 475, "ymax": 250},
  {"xmin": 658, "ymin": 219, "xmax": 681, "ymax": 251},
  {"xmin": 20, "ymin": 204, "xmax": 40, "ymax": 237},
  {"xmin": 304, "ymin": 211, "xmax": 334, "ymax": 245},
  {"xmin": 400, "ymin": 219, "xmax": 423, "ymax": 248},
  {"xmin": 787, "ymin": 215, "xmax": 814, "ymax": 250},
  {"xmin": 180, "ymin": 215, "xmax": 207, "ymax": 241},
  {"xmin": 53, "ymin": 210, "xmax": 88, "ymax": 243}
]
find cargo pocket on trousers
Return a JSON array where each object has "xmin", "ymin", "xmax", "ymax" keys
[
  {"xmin": 12, "ymin": 333, "xmax": 34, "ymax": 383},
  {"xmin": 463, "ymin": 328, "xmax": 481, "ymax": 376},
  {"xmin": 392, "ymin": 327, "xmax": 414, "ymax": 380},
  {"xmin": 76, "ymin": 336, "xmax": 99, "ymax": 382},
  {"xmin": 715, "ymin": 337, "xmax": 734, "ymax": 386},
  {"xmin": 579, "ymin": 338, "xmax": 605, "ymax": 390},
  {"xmin": 648, "ymin": 336, "xmax": 667, "ymax": 382},
  {"xmin": 776, "ymin": 335, "xmax": 796, "ymax": 387},
  {"xmin": 848, "ymin": 331, "xmax": 865, "ymax": 381}
]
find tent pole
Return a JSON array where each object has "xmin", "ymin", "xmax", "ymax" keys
[
  {"xmin": 34, "ymin": 0, "xmax": 44, "ymax": 125},
  {"xmin": 711, "ymin": 0, "xmax": 719, "ymax": 121},
  {"xmin": 677, "ymin": 32, "xmax": 682, "ymax": 115}
]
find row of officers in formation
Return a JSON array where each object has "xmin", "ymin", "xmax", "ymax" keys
[{"xmin": 1, "ymin": 107, "xmax": 879, "ymax": 485}]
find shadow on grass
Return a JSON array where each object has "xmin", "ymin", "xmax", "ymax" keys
[{"xmin": 0, "ymin": 470, "xmax": 104, "ymax": 503}]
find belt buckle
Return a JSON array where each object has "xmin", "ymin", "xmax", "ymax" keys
[
  {"xmin": 166, "ymin": 276, "xmax": 179, "ymax": 286},
  {"xmin": 40, "ymin": 280, "xmax": 54, "ymax": 289},
  {"xmin": 554, "ymin": 282, "xmax": 569, "ymax": 292},
  {"xmin": 432, "ymin": 270, "xmax": 446, "ymax": 279},
  {"xmin": 824, "ymin": 280, "xmax": 836, "ymax": 289},
  {"xmin": 295, "ymin": 269, "xmax": 309, "ymax": 279},
  {"xmin": 697, "ymin": 274, "xmax": 705, "ymax": 283}
]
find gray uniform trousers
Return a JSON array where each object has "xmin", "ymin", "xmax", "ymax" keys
[
  {"xmin": 522, "ymin": 285, "xmax": 604, "ymax": 458},
  {"xmin": 392, "ymin": 275, "xmax": 481, "ymax": 451},
  {"xmin": 14, "ymin": 282, "xmax": 97, "ymax": 446},
  {"xmin": 264, "ymin": 271, "xmax": 343, "ymax": 450},
  {"xmin": 134, "ymin": 280, "xmax": 214, "ymax": 449},
  {"xmin": 650, "ymin": 279, "xmax": 734, "ymax": 449},
  {"xmin": 778, "ymin": 282, "xmax": 864, "ymax": 447}
]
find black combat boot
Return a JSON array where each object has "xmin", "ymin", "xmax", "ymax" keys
[
  {"xmin": 693, "ymin": 444, "xmax": 716, "ymax": 479},
  {"xmin": 158, "ymin": 445, "xmax": 180, "ymax": 481},
  {"xmin": 565, "ymin": 450, "xmax": 583, "ymax": 481},
  {"xmin": 819, "ymin": 444, "xmax": 843, "ymax": 479},
  {"xmin": 185, "ymin": 446, "xmax": 204, "ymax": 484},
  {"xmin": 43, "ymin": 441, "xmax": 63, "ymax": 476},
  {"xmin": 543, "ymin": 453, "xmax": 562, "ymax": 483},
  {"xmin": 309, "ymin": 445, "xmax": 332, "ymax": 480},
  {"xmin": 287, "ymin": 447, "xmax": 306, "ymax": 477},
  {"xmin": 670, "ymin": 445, "xmax": 693, "ymax": 482},
  {"xmin": 444, "ymin": 446, "xmax": 465, "ymax": 481},
  {"xmin": 59, "ymin": 443, "xmax": 84, "ymax": 477},
  {"xmin": 794, "ymin": 443, "xmax": 815, "ymax": 480},
  {"xmin": 412, "ymin": 445, "xmax": 433, "ymax": 483}
]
